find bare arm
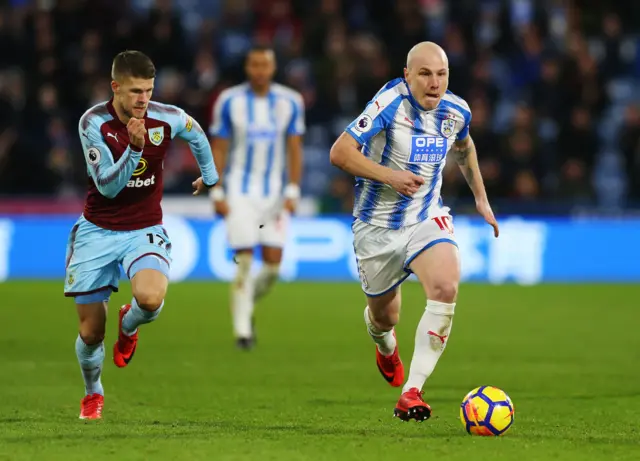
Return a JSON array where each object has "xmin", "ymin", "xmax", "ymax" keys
[
  {"xmin": 329, "ymin": 132, "xmax": 424, "ymax": 196},
  {"xmin": 452, "ymin": 135, "xmax": 487, "ymax": 202},
  {"xmin": 210, "ymin": 137, "xmax": 229, "ymax": 187},
  {"xmin": 286, "ymin": 135, "xmax": 303, "ymax": 186},
  {"xmin": 452, "ymin": 135, "xmax": 499, "ymax": 237}
]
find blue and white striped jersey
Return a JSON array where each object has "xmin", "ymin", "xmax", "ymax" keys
[
  {"xmin": 345, "ymin": 78, "xmax": 471, "ymax": 230},
  {"xmin": 209, "ymin": 83, "xmax": 305, "ymax": 198}
]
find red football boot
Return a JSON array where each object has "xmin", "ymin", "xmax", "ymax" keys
[
  {"xmin": 394, "ymin": 387, "xmax": 432, "ymax": 422},
  {"xmin": 375, "ymin": 331, "xmax": 404, "ymax": 387},
  {"xmin": 113, "ymin": 304, "xmax": 138, "ymax": 368},
  {"xmin": 79, "ymin": 393, "xmax": 104, "ymax": 420}
]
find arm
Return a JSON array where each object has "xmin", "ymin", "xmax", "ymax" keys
[
  {"xmin": 174, "ymin": 113, "xmax": 219, "ymax": 187},
  {"xmin": 284, "ymin": 94, "xmax": 305, "ymax": 201},
  {"xmin": 451, "ymin": 135, "xmax": 487, "ymax": 202},
  {"xmin": 78, "ymin": 116, "xmax": 142, "ymax": 199},
  {"xmin": 330, "ymin": 132, "xmax": 394, "ymax": 184}
]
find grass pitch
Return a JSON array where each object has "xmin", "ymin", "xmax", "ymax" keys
[{"xmin": 0, "ymin": 281, "xmax": 639, "ymax": 460}]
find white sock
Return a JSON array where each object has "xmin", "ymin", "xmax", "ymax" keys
[
  {"xmin": 403, "ymin": 300, "xmax": 455, "ymax": 393},
  {"xmin": 253, "ymin": 263, "xmax": 280, "ymax": 301},
  {"xmin": 232, "ymin": 253, "xmax": 254, "ymax": 339},
  {"xmin": 364, "ymin": 306, "xmax": 397, "ymax": 356}
]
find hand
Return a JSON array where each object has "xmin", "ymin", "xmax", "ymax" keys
[
  {"xmin": 476, "ymin": 199, "xmax": 499, "ymax": 237},
  {"xmin": 388, "ymin": 170, "xmax": 425, "ymax": 196},
  {"xmin": 127, "ymin": 118, "xmax": 146, "ymax": 149},
  {"xmin": 191, "ymin": 177, "xmax": 209, "ymax": 196},
  {"xmin": 283, "ymin": 198, "xmax": 296, "ymax": 214}
]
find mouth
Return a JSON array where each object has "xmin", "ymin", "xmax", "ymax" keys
[{"xmin": 425, "ymin": 93, "xmax": 440, "ymax": 100}]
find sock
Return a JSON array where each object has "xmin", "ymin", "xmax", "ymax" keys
[
  {"xmin": 75, "ymin": 334, "xmax": 104, "ymax": 396},
  {"xmin": 232, "ymin": 253, "xmax": 254, "ymax": 338},
  {"xmin": 253, "ymin": 263, "xmax": 280, "ymax": 301},
  {"xmin": 364, "ymin": 306, "xmax": 397, "ymax": 356},
  {"xmin": 122, "ymin": 298, "xmax": 164, "ymax": 336},
  {"xmin": 403, "ymin": 300, "xmax": 456, "ymax": 393}
]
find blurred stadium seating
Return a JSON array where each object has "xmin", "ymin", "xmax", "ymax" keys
[{"xmin": 1, "ymin": 0, "xmax": 639, "ymax": 215}]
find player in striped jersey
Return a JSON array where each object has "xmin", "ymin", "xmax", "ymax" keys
[
  {"xmin": 209, "ymin": 46, "xmax": 305, "ymax": 350},
  {"xmin": 330, "ymin": 42, "xmax": 499, "ymax": 421}
]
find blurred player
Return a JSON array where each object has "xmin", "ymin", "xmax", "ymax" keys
[
  {"xmin": 65, "ymin": 50, "xmax": 218, "ymax": 419},
  {"xmin": 330, "ymin": 42, "xmax": 499, "ymax": 421},
  {"xmin": 208, "ymin": 46, "xmax": 305, "ymax": 350}
]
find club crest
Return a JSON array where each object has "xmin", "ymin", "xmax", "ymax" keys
[
  {"xmin": 148, "ymin": 127, "xmax": 164, "ymax": 146},
  {"xmin": 441, "ymin": 118, "xmax": 456, "ymax": 138}
]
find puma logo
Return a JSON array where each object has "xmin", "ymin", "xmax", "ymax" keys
[
  {"xmin": 106, "ymin": 132, "xmax": 119, "ymax": 144},
  {"xmin": 428, "ymin": 330, "xmax": 448, "ymax": 345}
]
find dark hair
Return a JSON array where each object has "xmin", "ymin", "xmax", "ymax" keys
[
  {"xmin": 246, "ymin": 45, "xmax": 275, "ymax": 60},
  {"xmin": 111, "ymin": 50, "xmax": 156, "ymax": 81}
]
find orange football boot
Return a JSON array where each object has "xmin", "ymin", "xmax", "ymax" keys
[
  {"xmin": 393, "ymin": 387, "xmax": 432, "ymax": 421},
  {"xmin": 113, "ymin": 304, "xmax": 138, "ymax": 368},
  {"xmin": 375, "ymin": 331, "xmax": 404, "ymax": 387},
  {"xmin": 79, "ymin": 393, "xmax": 104, "ymax": 420}
]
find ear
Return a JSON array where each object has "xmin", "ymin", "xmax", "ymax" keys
[
  {"xmin": 403, "ymin": 67, "xmax": 409, "ymax": 80},
  {"xmin": 110, "ymin": 80, "xmax": 119, "ymax": 94}
]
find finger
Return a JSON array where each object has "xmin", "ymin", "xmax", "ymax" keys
[
  {"xmin": 413, "ymin": 175, "xmax": 425, "ymax": 185},
  {"xmin": 493, "ymin": 222, "xmax": 499, "ymax": 238}
]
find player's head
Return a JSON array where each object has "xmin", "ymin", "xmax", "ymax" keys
[
  {"xmin": 404, "ymin": 42, "xmax": 449, "ymax": 110},
  {"xmin": 245, "ymin": 46, "xmax": 276, "ymax": 89},
  {"xmin": 111, "ymin": 50, "xmax": 156, "ymax": 119}
]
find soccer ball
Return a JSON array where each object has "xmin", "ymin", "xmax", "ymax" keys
[{"xmin": 460, "ymin": 386, "xmax": 514, "ymax": 436}]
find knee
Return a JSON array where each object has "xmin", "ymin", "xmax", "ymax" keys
[
  {"xmin": 370, "ymin": 308, "xmax": 399, "ymax": 330},
  {"xmin": 429, "ymin": 280, "xmax": 459, "ymax": 304},
  {"xmin": 134, "ymin": 286, "xmax": 165, "ymax": 311},
  {"xmin": 234, "ymin": 253, "xmax": 253, "ymax": 285},
  {"xmin": 79, "ymin": 324, "xmax": 105, "ymax": 345}
]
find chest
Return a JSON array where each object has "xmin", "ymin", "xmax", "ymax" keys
[
  {"xmin": 230, "ymin": 97, "xmax": 290, "ymax": 141},
  {"xmin": 101, "ymin": 121, "xmax": 171, "ymax": 164},
  {"xmin": 391, "ymin": 107, "xmax": 462, "ymax": 165}
]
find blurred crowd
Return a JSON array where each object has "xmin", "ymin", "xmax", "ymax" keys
[{"xmin": 0, "ymin": 0, "xmax": 639, "ymax": 215}]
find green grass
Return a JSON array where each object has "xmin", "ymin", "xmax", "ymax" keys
[{"xmin": 0, "ymin": 281, "xmax": 639, "ymax": 460}]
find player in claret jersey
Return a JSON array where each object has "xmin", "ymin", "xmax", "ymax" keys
[{"xmin": 65, "ymin": 50, "xmax": 219, "ymax": 420}]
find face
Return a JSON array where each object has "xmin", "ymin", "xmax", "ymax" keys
[
  {"xmin": 245, "ymin": 51, "xmax": 276, "ymax": 88},
  {"xmin": 111, "ymin": 76, "xmax": 154, "ymax": 119},
  {"xmin": 404, "ymin": 52, "xmax": 448, "ymax": 110}
]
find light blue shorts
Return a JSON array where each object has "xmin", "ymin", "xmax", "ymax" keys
[{"xmin": 64, "ymin": 215, "xmax": 172, "ymax": 303}]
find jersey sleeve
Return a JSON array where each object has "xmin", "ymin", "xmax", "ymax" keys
[
  {"xmin": 171, "ymin": 106, "xmax": 219, "ymax": 187},
  {"xmin": 286, "ymin": 93, "xmax": 305, "ymax": 136},
  {"xmin": 209, "ymin": 92, "xmax": 233, "ymax": 139},
  {"xmin": 78, "ymin": 114, "xmax": 142, "ymax": 199},
  {"xmin": 345, "ymin": 93, "xmax": 401, "ymax": 145},
  {"xmin": 456, "ymin": 107, "xmax": 472, "ymax": 140}
]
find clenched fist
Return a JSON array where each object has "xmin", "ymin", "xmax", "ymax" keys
[
  {"xmin": 127, "ymin": 118, "xmax": 146, "ymax": 149},
  {"xmin": 388, "ymin": 170, "xmax": 425, "ymax": 197}
]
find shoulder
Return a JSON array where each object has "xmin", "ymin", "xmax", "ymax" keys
[
  {"xmin": 441, "ymin": 90, "xmax": 471, "ymax": 118},
  {"xmin": 271, "ymin": 83, "xmax": 304, "ymax": 106},
  {"xmin": 146, "ymin": 101, "xmax": 185, "ymax": 120},
  {"xmin": 79, "ymin": 101, "xmax": 111, "ymax": 132},
  {"xmin": 371, "ymin": 78, "xmax": 408, "ymax": 107},
  {"xmin": 216, "ymin": 83, "xmax": 249, "ymax": 106}
]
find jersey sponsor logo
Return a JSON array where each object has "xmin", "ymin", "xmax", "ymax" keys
[
  {"xmin": 148, "ymin": 127, "xmax": 164, "ymax": 146},
  {"xmin": 185, "ymin": 117, "xmax": 193, "ymax": 132},
  {"xmin": 441, "ymin": 118, "xmax": 456, "ymax": 138},
  {"xmin": 86, "ymin": 147, "xmax": 101, "ymax": 165},
  {"xmin": 354, "ymin": 114, "xmax": 373, "ymax": 133},
  {"xmin": 132, "ymin": 158, "xmax": 148, "ymax": 177},
  {"xmin": 246, "ymin": 125, "xmax": 277, "ymax": 141},
  {"xmin": 126, "ymin": 174, "xmax": 156, "ymax": 188},
  {"xmin": 409, "ymin": 136, "xmax": 447, "ymax": 163}
]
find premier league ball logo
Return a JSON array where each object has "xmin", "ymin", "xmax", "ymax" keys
[{"xmin": 355, "ymin": 114, "xmax": 373, "ymax": 133}]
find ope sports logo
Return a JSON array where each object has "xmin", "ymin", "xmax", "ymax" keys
[{"xmin": 409, "ymin": 136, "xmax": 448, "ymax": 163}]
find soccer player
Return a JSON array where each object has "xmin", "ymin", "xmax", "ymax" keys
[
  {"xmin": 329, "ymin": 42, "xmax": 499, "ymax": 421},
  {"xmin": 208, "ymin": 46, "xmax": 305, "ymax": 350},
  {"xmin": 65, "ymin": 50, "xmax": 219, "ymax": 420}
]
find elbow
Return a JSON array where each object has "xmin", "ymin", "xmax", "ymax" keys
[{"xmin": 329, "ymin": 144, "xmax": 346, "ymax": 169}]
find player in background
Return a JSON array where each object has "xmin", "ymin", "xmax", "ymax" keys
[
  {"xmin": 330, "ymin": 42, "xmax": 499, "ymax": 421},
  {"xmin": 66, "ymin": 50, "xmax": 218, "ymax": 419},
  {"xmin": 208, "ymin": 46, "xmax": 305, "ymax": 350}
]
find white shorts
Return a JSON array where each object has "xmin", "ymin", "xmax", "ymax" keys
[
  {"xmin": 352, "ymin": 214, "xmax": 458, "ymax": 296},
  {"xmin": 226, "ymin": 195, "xmax": 289, "ymax": 250}
]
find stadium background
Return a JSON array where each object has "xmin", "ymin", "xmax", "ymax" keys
[{"xmin": 0, "ymin": 0, "xmax": 639, "ymax": 282}]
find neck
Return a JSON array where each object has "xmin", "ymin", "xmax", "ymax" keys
[
  {"xmin": 112, "ymin": 99, "xmax": 131, "ymax": 125},
  {"xmin": 250, "ymin": 82, "xmax": 270, "ymax": 97}
]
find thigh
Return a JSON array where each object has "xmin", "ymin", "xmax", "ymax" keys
[
  {"xmin": 64, "ymin": 217, "xmax": 121, "ymax": 299},
  {"xmin": 226, "ymin": 195, "xmax": 259, "ymax": 250},
  {"xmin": 352, "ymin": 219, "xmax": 409, "ymax": 297},
  {"xmin": 121, "ymin": 224, "xmax": 172, "ymax": 280}
]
